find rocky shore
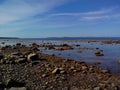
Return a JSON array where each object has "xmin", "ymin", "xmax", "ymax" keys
[{"xmin": 0, "ymin": 43, "xmax": 120, "ymax": 90}]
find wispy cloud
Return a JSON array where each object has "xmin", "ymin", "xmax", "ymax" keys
[
  {"xmin": 0, "ymin": 0, "xmax": 120, "ymax": 37},
  {"xmin": 49, "ymin": 7, "xmax": 120, "ymax": 22},
  {"xmin": 0, "ymin": 0, "xmax": 72, "ymax": 24}
]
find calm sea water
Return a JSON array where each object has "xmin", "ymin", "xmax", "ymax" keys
[{"xmin": 0, "ymin": 38, "xmax": 120, "ymax": 75}]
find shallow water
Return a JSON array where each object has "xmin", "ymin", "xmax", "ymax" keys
[{"xmin": 0, "ymin": 39, "xmax": 120, "ymax": 75}]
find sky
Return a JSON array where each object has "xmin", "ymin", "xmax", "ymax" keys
[{"xmin": 0, "ymin": 0, "xmax": 120, "ymax": 38}]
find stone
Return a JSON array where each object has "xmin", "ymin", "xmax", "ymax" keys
[
  {"xmin": 42, "ymin": 74, "xmax": 47, "ymax": 78},
  {"xmin": 9, "ymin": 87, "xmax": 27, "ymax": 90},
  {"xmin": 69, "ymin": 66, "xmax": 75, "ymax": 70},
  {"xmin": 15, "ymin": 58, "xmax": 26, "ymax": 63},
  {"xmin": 5, "ymin": 79, "xmax": 25, "ymax": 88},
  {"xmin": 118, "ymin": 60, "xmax": 120, "ymax": 64},
  {"xmin": 95, "ymin": 52, "xmax": 104, "ymax": 56},
  {"xmin": 0, "ymin": 53, "xmax": 4, "ymax": 60},
  {"xmin": 27, "ymin": 53, "xmax": 38, "ymax": 61},
  {"xmin": 0, "ymin": 82, "xmax": 5, "ymax": 89},
  {"xmin": 60, "ymin": 70, "xmax": 66, "ymax": 74},
  {"xmin": 93, "ymin": 87, "xmax": 101, "ymax": 90},
  {"xmin": 52, "ymin": 68, "xmax": 60, "ymax": 74},
  {"xmin": 11, "ymin": 52, "xmax": 21, "ymax": 56},
  {"xmin": 81, "ymin": 66, "xmax": 88, "ymax": 70},
  {"xmin": 101, "ymin": 69, "xmax": 109, "ymax": 73}
]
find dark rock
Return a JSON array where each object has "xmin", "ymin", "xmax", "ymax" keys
[
  {"xmin": 5, "ymin": 79, "xmax": 25, "ymax": 88},
  {"xmin": 95, "ymin": 52, "xmax": 104, "ymax": 56},
  {"xmin": 0, "ymin": 54, "xmax": 4, "ymax": 60},
  {"xmin": 16, "ymin": 43, "xmax": 21, "ymax": 46},
  {"xmin": 32, "ymin": 61, "xmax": 39, "ymax": 66},
  {"xmin": 11, "ymin": 52, "xmax": 21, "ymax": 56},
  {"xmin": 0, "ymin": 82, "xmax": 6, "ymax": 90},
  {"xmin": 76, "ymin": 44, "xmax": 80, "ymax": 47}
]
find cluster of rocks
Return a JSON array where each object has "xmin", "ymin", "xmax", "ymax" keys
[
  {"xmin": 40, "ymin": 43, "xmax": 74, "ymax": 51},
  {"xmin": 0, "ymin": 43, "xmax": 120, "ymax": 90},
  {"xmin": 101, "ymin": 40, "xmax": 120, "ymax": 44}
]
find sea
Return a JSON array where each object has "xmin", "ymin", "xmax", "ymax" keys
[{"xmin": 0, "ymin": 37, "xmax": 120, "ymax": 75}]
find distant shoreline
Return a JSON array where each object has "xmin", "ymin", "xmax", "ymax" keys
[
  {"xmin": 0, "ymin": 37, "xmax": 19, "ymax": 39},
  {"xmin": 1, "ymin": 37, "xmax": 120, "ymax": 40}
]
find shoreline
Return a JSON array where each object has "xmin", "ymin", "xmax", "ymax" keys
[{"xmin": 0, "ymin": 43, "xmax": 120, "ymax": 90}]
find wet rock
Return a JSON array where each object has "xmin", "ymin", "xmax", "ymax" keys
[
  {"xmin": 9, "ymin": 87, "xmax": 27, "ymax": 90},
  {"xmin": 95, "ymin": 52, "xmax": 104, "ymax": 56},
  {"xmin": 16, "ymin": 43, "xmax": 21, "ymax": 46},
  {"xmin": 27, "ymin": 53, "xmax": 38, "ymax": 61},
  {"xmin": 48, "ymin": 45, "xmax": 55, "ymax": 50},
  {"xmin": 76, "ymin": 44, "xmax": 80, "ymax": 47},
  {"xmin": 118, "ymin": 60, "xmax": 120, "ymax": 64}
]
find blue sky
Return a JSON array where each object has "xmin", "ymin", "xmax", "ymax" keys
[{"xmin": 0, "ymin": 0, "xmax": 120, "ymax": 38}]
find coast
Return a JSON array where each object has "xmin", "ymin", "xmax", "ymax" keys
[{"xmin": 0, "ymin": 42, "xmax": 120, "ymax": 90}]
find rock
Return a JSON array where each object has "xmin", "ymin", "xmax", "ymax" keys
[
  {"xmin": 0, "ymin": 53, "xmax": 4, "ymax": 60},
  {"xmin": 16, "ymin": 43, "xmax": 21, "ymax": 46},
  {"xmin": 118, "ymin": 60, "xmax": 120, "ymax": 64},
  {"xmin": 69, "ymin": 66, "xmax": 75, "ymax": 70},
  {"xmin": 9, "ymin": 87, "xmax": 27, "ymax": 90},
  {"xmin": 32, "ymin": 61, "xmax": 39, "ymax": 66},
  {"xmin": 31, "ymin": 47, "xmax": 40, "ymax": 51},
  {"xmin": 42, "ymin": 74, "xmax": 47, "ymax": 78},
  {"xmin": 93, "ymin": 87, "xmax": 101, "ymax": 90},
  {"xmin": 60, "ymin": 70, "xmax": 66, "ymax": 74},
  {"xmin": 5, "ymin": 79, "xmax": 25, "ymax": 88},
  {"xmin": 27, "ymin": 53, "xmax": 38, "ymax": 61},
  {"xmin": 15, "ymin": 58, "xmax": 27, "ymax": 63},
  {"xmin": 81, "ymin": 66, "xmax": 88, "ymax": 70},
  {"xmin": 11, "ymin": 52, "xmax": 21, "ymax": 56},
  {"xmin": 52, "ymin": 68, "xmax": 60, "ymax": 74},
  {"xmin": 95, "ymin": 52, "xmax": 104, "ymax": 56},
  {"xmin": 0, "ymin": 82, "xmax": 5, "ymax": 89},
  {"xmin": 101, "ymin": 69, "xmax": 110, "ymax": 73}
]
